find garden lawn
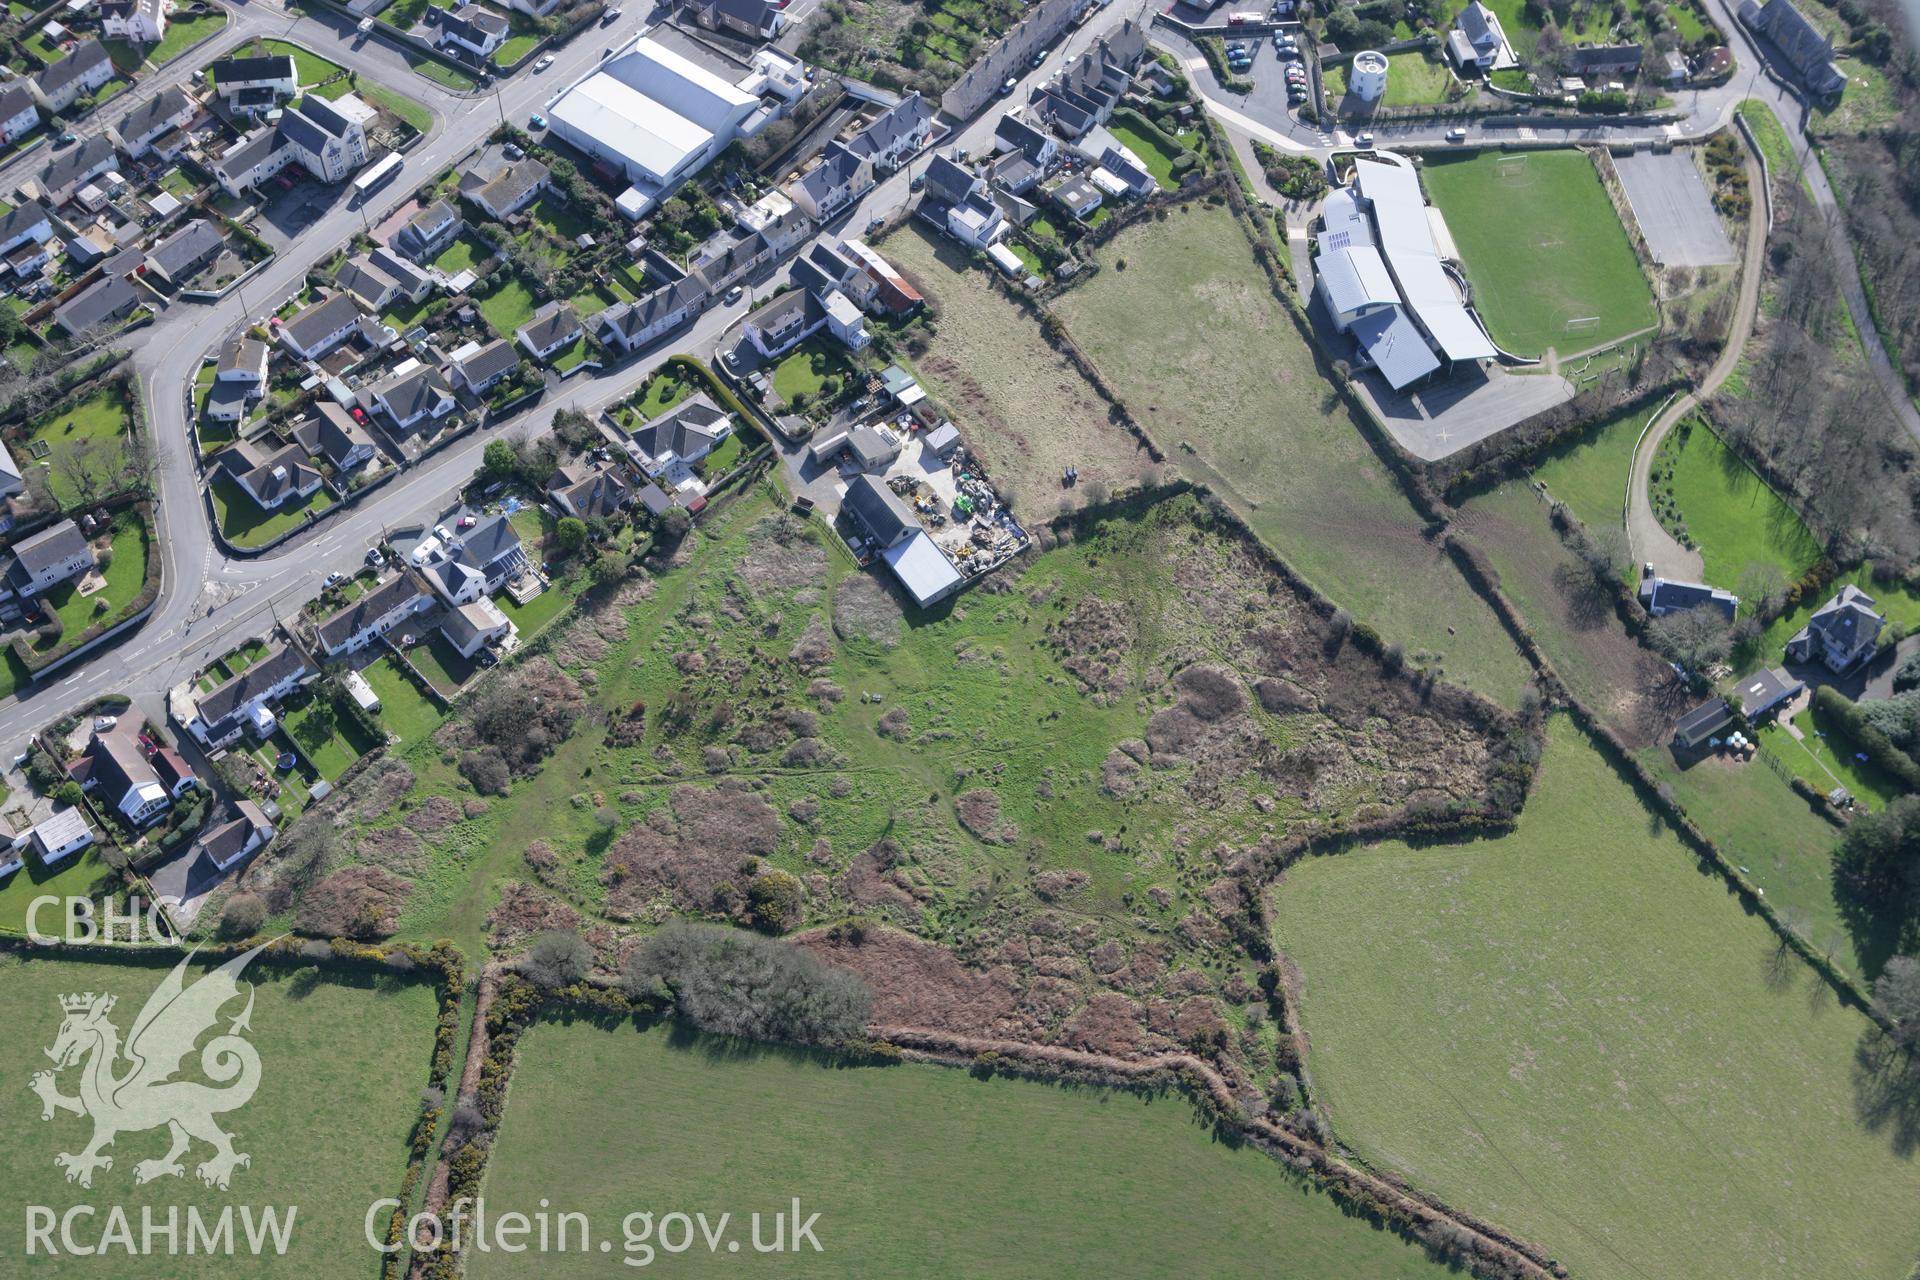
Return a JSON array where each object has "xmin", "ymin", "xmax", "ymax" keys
[
  {"xmin": 148, "ymin": 11, "xmax": 227, "ymax": 65},
  {"xmin": 1051, "ymin": 203, "xmax": 1531, "ymax": 706},
  {"xmin": 550, "ymin": 335, "xmax": 593, "ymax": 373},
  {"xmin": 493, "ymin": 33, "xmax": 539, "ymax": 66},
  {"xmin": 1272, "ymin": 717, "xmax": 1920, "ymax": 1280},
  {"xmin": 475, "ymin": 276, "xmax": 538, "ymax": 341},
  {"xmin": 472, "ymin": 1020, "xmax": 1457, "ymax": 1279},
  {"xmin": 23, "ymin": 389, "xmax": 133, "ymax": 510},
  {"xmin": 364, "ymin": 656, "xmax": 443, "ymax": 744},
  {"xmin": 408, "ymin": 54, "xmax": 475, "ymax": 90},
  {"xmin": 0, "ymin": 952, "xmax": 437, "ymax": 1278},
  {"xmin": 1105, "ymin": 115, "xmax": 1183, "ymax": 189},
  {"xmin": 247, "ymin": 38, "xmax": 343, "ymax": 90},
  {"xmin": 1663, "ymin": 419, "xmax": 1821, "ymax": 590},
  {"xmin": 36, "ymin": 517, "xmax": 148, "ymax": 648},
  {"xmin": 1760, "ymin": 698, "xmax": 1901, "ymax": 810},
  {"xmin": 210, "ymin": 473, "xmax": 336, "ymax": 548},
  {"xmin": 282, "ymin": 696, "xmax": 377, "ymax": 782},
  {"xmin": 770, "ymin": 336, "xmax": 852, "ymax": 404},
  {"xmin": 1422, "ymin": 150, "xmax": 1658, "ymax": 357},
  {"xmin": 432, "ymin": 232, "xmax": 493, "ymax": 275},
  {"xmin": 497, "ymin": 583, "xmax": 571, "ymax": 639},
  {"xmin": 0, "ymin": 846, "xmax": 111, "ymax": 934},
  {"xmin": 1380, "ymin": 52, "xmax": 1456, "ymax": 106}
]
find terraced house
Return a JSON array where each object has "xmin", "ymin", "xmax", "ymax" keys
[{"xmin": 180, "ymin": 643, "xmax": 316, "ymax": 749}]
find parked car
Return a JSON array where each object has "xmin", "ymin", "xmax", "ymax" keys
[
  {"xmin": 1356, "ymin": 131, "xmax": 1374, "ymax": 147},
  {"xmin": 724, "ymin": 284, "xmax": 745, "ymax": 304},
  {"xmin": 529, "ymin": 113, "xmax": 547, "ymax": 129},
  {"xmin": 602, "ymin": 5, "xmax": 621, "ymax": 20},
  {"xmin": 366, "ymin": 548, "xmax": 385, "ymax": 568},
  {"xmin": 1032, "ymin": 51, "xmax": 1046, "ymax": 67},
  {"xmin": 1446, "ymin": 127, "xmax": 1468, "ymax": 142},
  {"xmin": 458, "ymin": 515, "xmax": 476, "ymax": 530},
  {"xmin": 325, "ymin": 571, "xmax": 346, "ymax": 587},
  {"xmin": 92, "ymin": 716, "xmax": 117, "ymax": 732},
  {"xmin": 53, "ymin": 132, "xmax": 75, "ymax": 147},
  {"xmin": 534, "ymin": 54, "xmax": 554, "ymax": 71},
  {"xmin": 1000, "ymin": 77, "xmax": 1017, "ymax": 95},
  {"xmin": 435, "ymin": 524, "xmax": 453, "ymax": 542}
]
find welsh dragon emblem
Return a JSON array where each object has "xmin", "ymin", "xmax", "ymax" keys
[{"xmin": 29, "ymin": 945, "xmax": 267, "ymax": 1191}]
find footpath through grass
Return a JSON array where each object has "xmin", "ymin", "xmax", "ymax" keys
[
  {"xmin": 1423, "ymin": 149, "xmax": 1658, "ymax": 357},
  {"xmin": 1052, "ymin": 202, "xmax": 1531, "ymax": 706},
  {"xmin": 0, "ymin": 952, "xmax": 438, "ymax": 1278},
  {"xmin": 1272, "ymin": 717, "xmax": 1920, "ymax": 1280},
  {"xmin": 473, "ymin": 1019, "xmax": 1457, "ymax": 1278}
]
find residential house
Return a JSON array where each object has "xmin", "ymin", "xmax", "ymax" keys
[
  {"xmin": 111, "ymin": 86, "xmax": 194, "ymax": 158},
  {"xmin": 922, "ymin": 155, "xmax": 1003, "ymax": 249},
  {"xmin": 840, "ymin": 238, "xmax": 922, "ymax": 315},
  {"xmin": 52, "ymin": 274, "xmax": 138, "ymax": 337},
  {"xmin": 687, "ymin": 0, "xmax": 785, "ymax": 40},
  {"xmin": 314, "ymin": 571, "xmax": 428, "ymax": 657},
  {"xmin": 0, "ymin": 87, "xmax": 41, "ymax": 146},
  {"xmin": 195, "ymin": 800, "xmax": 274, "ymax": 872},
  {"xmin": 278, "ymin": 293, "xmax": 362, "ymax": 360},
  {"xmin": 732, "ymin": 188, "xmax": 813, "ymax": 257},
  {"xmin": 795, "ymin": 240, "xmax": 878, "ymax": 311},
  {"xmin": 987, "ymin": 149, "xmax": 1042, "ymax": 197},
  {"xmin": 420, "ymin": 514, "xmax": 525, "ymax": 603},
  {"xmin": 184, "ymin": 643, "xmax": 316, "ymax": 749},
  {"xmin": 626, "ymin": 392, "xmax": 730, "ymax": 485},
  {"xmin": 1661, "ymin": 49, "xmax": 1690, "ymax": 82},
  {"xmin": 9, "ymin": 806, "xmax": 93, "ymax": 871},
  {"xmin": 846, "ymin": 92, "xmax": 934, "ymax": 173},
  {"xmin": 206, "ymin": 336, "xmax": 269, "ymax": 422},
  {"xmin": 515, "ymin": 301, "xmax": 582, "ymax": 363},
  {"xmin": 6, "ymin": 236, "xmax": 50, "ymax": 280},
  {"xmin": 1741, "ymin": 0, "xmax": 1847, "ymax": 96},
  {"xmin": 143, "ymin": 217, "xmax": 224, "ymax": 288},
  {"xmin": 335, "ymin": 248, "xmax": 432, "ymax": 312},
  {"xmin": 688, "ymin": 226, "xmax": 772, "ymax": 295},
  {"xmin": 593, "ymin": 275, "xmax": 708, "ymax": 355},
  {"xmin": 150, "ymin": 748, "xmax": 196, "ymax": 799},
  {"xmin": 1566, "ymin": 44, "xmax": 1644, "ymax": 78},
  {"xmin": 459, "ymin": 153, "xmax": 549, "ymax": 220},
  {"xmin": 0, "ymin": 204, "xmax": 52, "ymax": 260},
  {"xmin": 2, "ymin": 519, "xmax": 92, "ymax": 599},
  {"xmin": 549, "ymin": 463, "xmax": 629, "ymax": 521},
  {"xmin": 367, "ymin": 363, "xmax": 456, "ymax": 433},
  {"xmin": 211, "ymin": 96, "xmax": 372, "ymax": 197},
  {"xmin": 1447, "ymin": 0, "xmax": 1515, "ymax": 70},
  {"xmin": 1672, "ymin": 697, "xmax": 1733, "ymax": 750},
  {"xmin": 994, "ymin": 111, "xmax": 1059, "ymax": 169},
  {"xmin": 843, "ymin": 471, "xmax": 914, "ymax": 546},
  {"xmin": 1027, "ymin": 20, "xmax": 1146, "ymax": 138},
  {"xmin": 393, "ymin": 200, "xmax": 462, "ymax": 262},
  {"xmin": 785, "ymin": 141, "xmax": 874, "ymax": 223},
  {"xmin": 438, "ymin": 4, "xmax": 510, "ymax": 59},
  {"xmin": 1046, "ymin": 174, "xmax": 1102, "ymax": 222},
  {"xmin": 450, "ymin": 338, "xmax": 520, "ymax": 395},
  {"xmin": 220, "ymin": 440, "xmax": 323, "ymax": 510},
  {"xmin": 1638, "ymin": 577, "xmax": 1739, "ymax": 621},
  {"xmin": 32, "ymin": 40, "xmax": 114, "ymax": 115},
  {"xmin": 69, "ymin": 715, "xmax": 171, "ymax": 827},
  {"xmin": 39, "ymin": 135, "xmax": 118, "ymax": 205},
  {"xmin": 441, "ymin": 598, "xmax": 512, "ymax": 657},
  {"xmin": 207, "ymin": 54, "xmax": 298, "ymax": 112},
  {"xmin": 741, "ymin": 283, "xmax": 867, "ymax": 360},
  {"xmin": 1097, "ymin": 146, "xmax": 1156, "ymax": 197},
  {"xmin": 100, "ymin": 0, "xmax": 171, "ymax": 45},
  {"xmin": 1786, "ymin": 585, "xmax": 1885, "ymax": 674},
  {"xmin": 0, "ymin": 444, "xmax": 24, "ymax": 501},
  {"xmin": 293, "ymin": 402, "xmax": 379, "ymax": 473}
]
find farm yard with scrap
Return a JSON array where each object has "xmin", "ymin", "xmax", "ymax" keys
[{"xmin": 0, "ymin": 0, "xmax": 1918, "ymax": 1275}]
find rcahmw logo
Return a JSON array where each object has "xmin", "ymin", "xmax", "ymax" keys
[{"xmin": 23, "ymin": 943, "xmax": 299, "ymax": 1259}]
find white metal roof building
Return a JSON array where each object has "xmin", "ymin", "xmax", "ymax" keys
[
  {"xmin": 882, "ymin": 531, "xmax": 964, "ymax": 608},
  {"xmin": 547, "ymin": 36, "xmax": 760, "ymax": 215},
  {"xmin": 1347, "ymin": 306, "xmax": 1442, "ymax": 390},
  {"xmin": 1315, "ymin": 245, "xmax": 1399, "ymax": 330},
  {"xmin": 1351, "ymin": 154, "xmax": 1498, "ymax": 364}
]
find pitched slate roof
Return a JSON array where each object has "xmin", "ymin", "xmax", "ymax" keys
[
  {"xmin": 36, "ymin": 40, "xmax": 111, "ymax": 96},
  {"xmin": 554, "ymin": 466, "xmax": 628, "ymax": 520},
  {"xmin": 1673, "ymin": 697, "xmax": 1732, "ymax": 745},
  {"xmin": 462, "ymin": 156, "xmax": 548, "ymax": 214},
  {"xmin": 52, "ymin": 273, "xmax": 137, "ymax": 335},
  {"xmin": 629, "ymin": 392, "xmax": 728, "ymax": 467},
  {"xmin": 848, "ymin": 92, "xmax": 932, "ymax": 161},
  {"xmin": 454, "ymin": 337, "xmax": 519, "ymax": 383},
  {"xmin": 218, "ymin": 336, "xmax": 267, "ymax": 374},
  {"xmin": 224, "ymin": 439, "xmax": 319, "ymax": 504},
  {"xmin": 372, "ymin": 364, "xmax": 453, "ymax": 423},
  {"xmin": 10, "ymin": 518, "xmax": 88, "ymax": 577},
  {"xmin": 596, "ymin": 276, "xmax": 707, "ymax": 344},
  {"xmin": 1803, "ymin": 584, "xmax": 1883, "ymax": 650},
  {"xmin": 451, "ymin": 513, "xmax": 521, "ymax": 570},
  {"xmin": 115, "ymin": 86, "xmax": 191, "ymax": 143},
  {"xmin": 516, "ymin": 301, "xmax": 580, "ymax": 351},
  {"xmin": 210, "ymin": 54, "xmax": 297, "ymax": 86},
  {"xmin": 40, "ymin": 134, "xmax": 116, "ymax": 193},
  {"xmin": 316, "ymin": 572, "xmax": 423, "ymax": 651},
  {"xmin": 842, "ymin": 473, "xmax": 915, "ymax": 548},
  {"xmin": 1639, "ymin": 577, "xmax": 1738, "ymax": 620},
  {"xmin": 795, "ymin": 141, "xmax": 868, "ymax": 207},
  {"xmin": 146, "ymin": 217, "xmax": 222, "ymax": 279},
  {"xmin": 196, "ymin": 643, "xmax": 310, "ymax": 729},
  {"xmin": 281, "ymin": 293, "xmax": 361, "ymax": 352},
  {"xmin": 315, "ymin": 401, "xmax": 376, "ymax": 466}
]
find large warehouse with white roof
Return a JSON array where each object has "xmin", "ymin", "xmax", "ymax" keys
[{"xmin": 545, "ymin": 31, "xmax": 808, "ymax": 218}]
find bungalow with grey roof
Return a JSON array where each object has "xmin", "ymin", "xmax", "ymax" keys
[
  {"xmin": 52, "ymin": 274, "xmax": 138, "ymax": 337},
  {"xmin": 516, "ymin": 301, "xmax": 582, "ymax": 364},
  {"xmin": 368, "ymin": 363, "xmax": 456, "ymax": 433},
  {"xmin": 393, "ymin": 200, "xmax": 462, "ymax": 262},
  {"xmin": 290, "ymin": 402, "xmax": 378, "ymax": 472},
  {"xmin": 9, "ymin": 806, "xmax": 93, "ymax": 871},
  {"xmin": 438, "ymin": 4, "xmax": 510, "ymax": 58},
  {"xmin": 1639, "ymin": 577, "xmax": 1738, "ymax": 621},
  {"xmin": 207, "ymin": 54, "xmax": 297, "ymax": 111},
  {"xmin": 549, "ymin": 463, "xmax": 629, "ymax": 521},
  {"xmin": 2, "ymin": 519, "xmax": 92, "ymax": 599},
  {"xmin": 195, "ymin": 800, "xmax": 274, "ymax": 872},
  {"xmin": 69, "ymin": 713, "xmax": 171, "ymax": 826},
  {"xmin": 278, "ymin": 293, "xmax": 362, "ymax": 360},
  {"xmin": 451, "ymin": 338, "xmax": 520, "ymax": 395},
  {"xmin": 459, "ymin": 154, "xmax": 549, "ymax": 220},
  {"xmin": 143, "ymin": 218, "xmax": 224, "ymax": 288},
  {"xmin": 627, "ymin": 393, "xmax": 731, "ymax": 483},
  {"xmin": 220, "ymin": 440, "xmax": 323, "ymax": 510}
]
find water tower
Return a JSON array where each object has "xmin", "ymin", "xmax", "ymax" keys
[{"xmin": 1350, "ymin": 50, "xmax": 1389, "ymax": 102}]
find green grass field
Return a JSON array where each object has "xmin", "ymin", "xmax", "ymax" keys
[
  {"xmin": 1757, "ymin": 566, "xmax": 1920, "ymax": 659},
  {"xmin": 283, "ymin": 695, "xmax": 378, "ymax": 782},
  {"xmin": 1327, "ymin": 52, "xmax": 1457, "ymax": 108},
  {"xmin": 475, "ymin": 276, "xmax": 537, "ymax": 341},
  {"xmin": 432, "ymin": 233, "xmax": 493, "ymax": 276},
  {"xmin": 1272, "ymin": 717, "xmax": 1920, "ymax": 1280},
  {"xmin": 36, "ymin": 516, "xmax": 148, "ymax": 648},
  {"xmin": 1422, "ymin": 150, "xmax": 1658, "ymax": 357},
  {"xmin": 1052, "ymin": 203, "xmax": 1531, "ymax": 707},
  {"xmin": 1760, "ymin": 698, "xmax": 1900, "ymax": 810},
  {"xmin": 1660, "ymin": 419, "xmax": 1821, "ymax": 589},
  {"xmin": 0, "ymin": 848, "xmax": 113, "ymax": 935},
  {"xmin": 0, "ymin": 951, "xmax": 437, "ymax": 1277},
  {"xmin": 23, "ymin": 390, "xmax": 133, "ymax": 510},
  {"xmin": 148, "ymin": 11, "xmax": 227, "ymax": 66},
  {"xmin": 1737, "ymin": 99, "xmax": 1801, "ymax": 190},
  {"xmin": 473, "ymin": 1020, "xmax": 1456, "ymax": 1278},
  {"xmin": 1105, "ymin": 115, "xmax": 1183, "ymax": 189},
  {"xmin": 770, "ymin": 337, "xmax": 852, "ymax": 404},
  {"xmin": 1527, "ymin": 399, "xmax": 1661, "ymax": 540}
]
